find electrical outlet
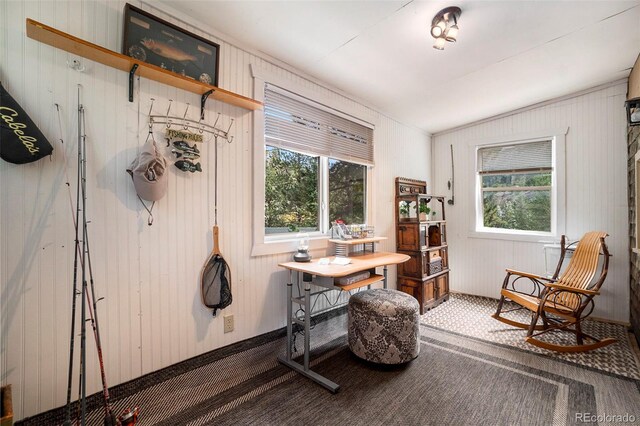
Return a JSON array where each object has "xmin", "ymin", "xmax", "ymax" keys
[{"xmin": 223, "ymin": 314, "xmax": 234, "ymax": 333}]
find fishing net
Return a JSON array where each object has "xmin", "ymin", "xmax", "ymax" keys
[{"xmin": 201, "ymin": 253, "xmax": 232, "ymax": 316}]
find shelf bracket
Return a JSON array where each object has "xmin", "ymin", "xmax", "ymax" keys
[
  {"xmin": 128, "ymin": 64, "xmax": 139, "ymax": 102},
  {"xmin": 201, "ymin": 89, "xmax": 213, "ymax": 120}
]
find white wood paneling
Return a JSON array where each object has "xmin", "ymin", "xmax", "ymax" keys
[
  {"xmin": 0, "ymin": 0, "xmax": 430, "ymax": 420},
  {"xmin": 432, "ymin": 81, "xmax": 630, "ymax": 323}
]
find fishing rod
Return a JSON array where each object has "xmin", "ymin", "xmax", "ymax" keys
[
  {"xmin": 448, "ymin": 144, "xmax": 455, "ymax": 205},
  {"xmin": 78, "ymin": 91, "xmax": 88, "ymax": 425},
  {"xmin": 59, "ymin": 88, "xmax": 119, "ymax": 425},
  {"xmin": 61, "ymin": 97, "xmax": 83, "ymax": 426},
  {"xmin": 78, "ymin": 103, "xmax": 118, "ymax": 425}
]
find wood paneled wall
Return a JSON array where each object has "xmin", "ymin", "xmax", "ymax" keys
[
  {"xmin": 0, "ymin": 1, "xmax": 430, "ymax": 419},
  {"xmin": 432, "ymin": 81, "xmax": 629, "ymax": 323}
]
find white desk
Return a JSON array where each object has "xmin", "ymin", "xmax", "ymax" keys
[{"xmin": 277, "ymin": 252, "xmax": 410, "ymax": 392}]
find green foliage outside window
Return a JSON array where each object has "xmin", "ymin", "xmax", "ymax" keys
[
  {"xmin": 329, "ymin": 159, "xmax": 366, "ymax": 224},
  {"xmin": 264, "ymin": 147, "xmax": 366, "ymax": 235},
  {"xmin": 265, "ymin": 146, "xmax": 318, "ymax": 233},
  {"xmin": 482, "ymin": 172, "xmax": 552, "ymax": 232}
]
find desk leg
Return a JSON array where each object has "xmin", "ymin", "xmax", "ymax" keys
[
  {"xmin": 285, "ymin": 271, "xmax": 293, "ymax": 361},
  {"xmin": 303, "ymin": 280, "xmax": 311, "ymax": 370},
  {"xmin": 383, "ymin": 265, "xmax": 388, "ymax": 289},
  {"xmin": 277, "ymin": 271, "xmax": 340, "ymax": 393}
]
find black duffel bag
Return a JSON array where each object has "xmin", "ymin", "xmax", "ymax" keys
[{"xmin": 1, "ymin": 82, "xmax": 53, "ymax": 164}]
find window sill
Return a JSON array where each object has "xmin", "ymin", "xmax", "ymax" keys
[
  {"xmin": 251, "ymin": 235, "xmax": 330, "ymax": 257},
  {"xmin": 469, "ymin": 229, "xmax": 557, "ymax": 243}
]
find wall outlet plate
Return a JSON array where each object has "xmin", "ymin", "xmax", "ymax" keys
[{"xmin": 223, "ymin": 314, "xmax": 234, "ymax": 333}]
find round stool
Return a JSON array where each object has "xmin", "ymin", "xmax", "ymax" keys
[{"xmin": 348, "ymin": 288, "xmax": 420, "ymax": 364}]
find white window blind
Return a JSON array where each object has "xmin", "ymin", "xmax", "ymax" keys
[
  {"xmin": 478, "ymin": 140, "xmax": 552, "ymax": 174},
  {"xmin": 264, "ymin": 85, "xmax": 374, "ymax": 165}
]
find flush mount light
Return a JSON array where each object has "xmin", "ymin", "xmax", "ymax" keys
[{"xmin": 431, "ymin": 6, "xmax": 461, "ymax": 50}]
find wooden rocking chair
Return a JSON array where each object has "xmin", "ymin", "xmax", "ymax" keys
[{"xmin": 492, "ymin": 231, "xmax": 615, "ymax": 352}]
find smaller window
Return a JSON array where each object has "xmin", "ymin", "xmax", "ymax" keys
[
  {"xmin": 477, "ymin": 140, "xmax": 553, "ymax": 234},
  {"xmin": 329, "ymin": 159, "xmax": 367, "ymax": 224}
]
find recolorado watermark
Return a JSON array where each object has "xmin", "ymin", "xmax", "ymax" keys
[{"xmin": 575, "ymin": 412, "xmax": 636, "ymax": 423}]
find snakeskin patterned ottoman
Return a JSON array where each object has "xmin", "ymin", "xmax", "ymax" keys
[{"xmin": 348, "ymin": 288, "xmax": 420, "ymax": 364}]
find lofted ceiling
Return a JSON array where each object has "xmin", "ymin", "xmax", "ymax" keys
[{"xmin": 162, "ymin": 0, "xmax": 640, "ymax": 134}]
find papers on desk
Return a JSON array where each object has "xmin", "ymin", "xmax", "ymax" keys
[{"xmin": 317, "ymin": 257, "xmax": 351, "ymax": 266}]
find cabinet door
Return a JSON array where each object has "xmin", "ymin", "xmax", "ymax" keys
[
  {"xmin": 398, "ymin": 224, "xmax": 428, "ymax": 251},
  {"xmin": 397, "ymin": 225, "xmax": 418, "ymax": 251},
  {"xmin": 440, "ymin": 224, "xmax": 447, "ymax": 245},
  {"xmin": 419, "ymin": 225, "xmax": 428, "ymax": 249},
  {"xmin": 398, "ymin": 251, "xmax": 429, "ymax": 278},
  {"xmin": 398, "ymin": 277, "xmax": 419, "ymax": 300},
  {"xmin": 422, "ymin": 278, "xmax": 436, "ymax": 307},
  {"xmin": 440, "ymin": 248, "xmax": 448, "ymax": 269},
  {"xmin": 435, "ymin": 274, "xmax": 449, "ymax": 300}
]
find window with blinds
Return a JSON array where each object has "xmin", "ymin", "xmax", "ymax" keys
[
  {"xmin": 477, "ymin": 140, "xmax": 553, "ymax": 232},
  {"xmin": 263, "ymin": 84, "xmax": 371, "ymax": 237},
  {"xmin": 264, "ymin": 85, "xmax": 374, "ymax": 165}
]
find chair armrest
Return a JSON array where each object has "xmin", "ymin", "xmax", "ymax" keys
[
  {"xmin": 505, "ymin": 269, "xmax": 555, "ymax": 282},
  {"xmin": 543, "ymin": 282, "xmax": 599, "ymax": 296}
]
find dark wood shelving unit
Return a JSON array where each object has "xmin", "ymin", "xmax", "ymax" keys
[{"xmin": 395, "ymin": 177, "xmax": 450, "ymax": 314}]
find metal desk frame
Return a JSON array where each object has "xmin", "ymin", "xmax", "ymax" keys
[{"xmin": 277, "ymin": 252, "xmax": 410, "ymax": 393}]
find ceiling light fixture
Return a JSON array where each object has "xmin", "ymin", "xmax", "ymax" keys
[{"xmin": 431, "ymin": 6, "xmax": 461, "ymax": 50}]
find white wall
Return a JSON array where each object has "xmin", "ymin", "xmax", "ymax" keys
[
  {"xmin": 0, "ymin": 0, "xmax": 430, "ymax": 420},
  {"xmin": 432, "ymin": 81, "xmax": 629, "ymax": 323}
]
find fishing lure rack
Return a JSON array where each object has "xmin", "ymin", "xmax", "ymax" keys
[{"xmin": 147, "ymin": 98, "xmax": 234, "ymax": 143}]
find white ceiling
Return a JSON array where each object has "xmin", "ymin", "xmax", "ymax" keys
[{"xmin": 163, "ymin": 0, "xmax": 640, "ymax": 134}]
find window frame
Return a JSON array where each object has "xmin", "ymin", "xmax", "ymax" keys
[
  {"xmin": 251, "ymin": 64, "xmax": 375, "ymax": 256},
  {"xmin": 469, "ymin": 129, "xmax": 567, "ymax": 242}
]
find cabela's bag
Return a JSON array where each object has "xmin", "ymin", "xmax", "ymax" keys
[{"xmin": 0, "ymin": 82, "xmax": 53, "ymax": 164}]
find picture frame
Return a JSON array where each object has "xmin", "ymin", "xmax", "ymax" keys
[{"xmin": 123, "ymin": 3, "xmax": 220, "ymax": 87}]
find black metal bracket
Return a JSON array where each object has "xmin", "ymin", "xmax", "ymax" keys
[
  {"xmin": 201, "ymin": 89, "xmax": 214, "ymax": 120},
  {"xmin": 128, "ymin": 64, "xmax": 139, "ymax": 102}
]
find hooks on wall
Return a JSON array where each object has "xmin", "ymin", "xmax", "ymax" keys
[
  {"xmin": 67, "ymin": 59, "xmax": 86, "ymax": 72},
  {"xmin": 147, "ymin": 98, "xmax": 234, "ymax": 143}
]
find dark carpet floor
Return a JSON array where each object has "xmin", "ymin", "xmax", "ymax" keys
[{"xmin": 17, "ymin": 297, "xmax": 640, "ymax": 426}]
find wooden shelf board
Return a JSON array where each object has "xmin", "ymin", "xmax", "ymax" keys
[
  {"xmin": 399, "ymin": 219, "xmax": 446, "ymax": 224},
  {"xmin": 398, "ymin": 269, "xmax": 450, "ymax": 280},
  {"xmin": 328, "ymin": 237, "xmax": 387, "ymax": 245},
  {"xmin": 426, "ymin": 244, "xmax": 448, "ymax": 251},
  {"xmin": 335, "ymin": 274, "xmax": 384, "ymax": 291},
  {"xmin": 427, "ymin": 268, "xmax": 450, "ymax": 279},
  {"xmin": 26, "ymin": 18, "xmax": 263, "ymax": 111}
]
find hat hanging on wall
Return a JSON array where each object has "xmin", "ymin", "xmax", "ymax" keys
[
  {"xmin": 0, "ymin": 82, "xmax": 53, "ymax": 164},
  {"xmin": 127, "ymin": 131, "xmax": 168, "ymax": 225}
]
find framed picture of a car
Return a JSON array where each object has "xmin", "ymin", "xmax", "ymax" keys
[{"xmin": 123, "ymin": 3, "xmax": 219, "ymax": 87}]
